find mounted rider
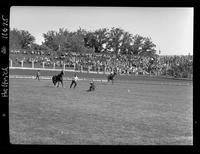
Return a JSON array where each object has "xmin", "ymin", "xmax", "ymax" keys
[{"xmin": 107, "ymin": 69, "xmax": 117, "ymax": 84}]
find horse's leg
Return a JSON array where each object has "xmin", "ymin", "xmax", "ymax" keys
[
  {"xmin": 54, "ymin": 81, "xmax": 57, "ymax": 87},
  {"xmin": 57, "ymin": 81, "xmax": 59, "ymax": 88},
  {"xmin": 52, "ymin": 77, "xmax": 54, "ymax": 85},
  {"xmin": 61, "ymin": 80, "xmax": 63, "ymax": 87},
  {"xmin": 52, "ymin": 77, "xmax": 56, "ymax": 86}
]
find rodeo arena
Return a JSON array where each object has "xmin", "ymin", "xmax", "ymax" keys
[
  {"xmin": 9, "ymin": 48, "xmax": 193, "ymax": 145},
  {"xmin": 9, "ymin": 26, "xmax": 193, "ymax": 145}
]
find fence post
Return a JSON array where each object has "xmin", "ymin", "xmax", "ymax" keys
[
  {"xmin": 104, "ymin": 66, "xmax": 107, "ymax": 74},
  {"xmin": 10, "ymin": 59, "xmax": 12, "ymax": 67},
  {"xmin": 79, "ymin": 65, "xmax": 82, "ymax": 72},
  {"xmin": 63, "ymin": 63, "xmax": 65, "ymax": 71},
  {"xmin": 32, "ymin": 61, "xmax": 34, "ymax": 68},
  {"xmin": 21, "ymin": 60, "xmax": 24, "ymax": 68},
  {"xmin": 42, "ymin": 62, "xmax": 45, "ymax": 69},
  {"xmin": 74, "ymin": 63, "xmax": 76, "ymax": 71},
  {"xmin": 53, "ymin": 63, "xmax": 55, "ymax": 69}
]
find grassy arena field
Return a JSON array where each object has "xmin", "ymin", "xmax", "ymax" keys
[{"xmin": 9, "ymin": 72, "xmax": 193, "ymax": 145}]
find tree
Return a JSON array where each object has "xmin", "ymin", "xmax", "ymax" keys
[
  {"xmin": 83, "ymin": 31, "xmax": 97, "ymax": 50},
  {"xmin": 93, "ymin": 28, "xmax": 110, "ymax": 53},
  {"xmin": 131, "ymin": 36, "xmax": 158, "ymax": 73},
  {"xmin": 9, "ymin": 28, "xmax": 22, "ymax": 50},
  {"xmin": 132, "ymin": 34, "xmax": 144, "ymax": 55},
  {"xmin": 107, "ymin": 27, "xmax": 123, "ymax": 57},
  {"xmin": 9, "ymin": 28, "xmax": 35, "ymax": 50},
  {"xmin": 67, "ymin": 34, "xmax": 86, "ymax": 53},
  {"xmin": 43, "ymin": 30, "xmax": 60, "ymax": 51},
  {"xmin": 140, "ymin": 37, "xmax": 156, "ymax": 57},
  {"xmin": 20, "ymin": 30, "xmax": 35, "ymax": 49},
  {"xmin": 107, "ymin": 27, "xmax": 134, "ymax": 58},
  {"xmin": 43, "ymin": 28, "xmax": 72, "ymax": 57}
]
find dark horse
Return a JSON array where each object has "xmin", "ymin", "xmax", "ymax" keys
[
  {"xmin": 107, "ymin": 71, "xmax": 117, "ymax": 84},
  {"xmin": 52, "ymin": 70, "xmax": 64, "ymax": 87}
]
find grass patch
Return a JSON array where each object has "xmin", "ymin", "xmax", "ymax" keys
[{"xmin": 9, "ymin": 78, "xmax": 193, "ymax": 145}]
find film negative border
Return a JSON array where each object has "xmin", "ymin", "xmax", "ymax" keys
[
  {"xmin": 0, "ymin": 0, "xmax": 199, "ymax": 152},
  {"xmin": 0, "ymin": 3, "xmax": 9, "ymax": 146}
]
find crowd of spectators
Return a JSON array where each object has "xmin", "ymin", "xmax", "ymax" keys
[
  {"xmin": 157, "ymin": 55, "xmax": 193, "ymax": 78},
  {"xmin": 9, "ymin": 49, "xmax": 193, "ymax": 78}
]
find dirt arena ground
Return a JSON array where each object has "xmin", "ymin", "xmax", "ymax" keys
[{"xmin": 9, "ymin": 75, "xmax": 193, "ymax": 145}]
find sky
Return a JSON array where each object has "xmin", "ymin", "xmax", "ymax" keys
[{"xmin": 10, "ymin": 6, "xmax": 193, "ymax": 55}]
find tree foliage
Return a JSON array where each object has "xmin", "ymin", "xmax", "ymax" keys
[
  {"xmin": 10, "ymin": 27, "xmax": 158, "ymax": 62},
  {"xmin": 10, "ymin": 28, "xmax": 35, "ymax": 50}
]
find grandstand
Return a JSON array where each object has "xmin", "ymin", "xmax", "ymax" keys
[{"xmin": 9, "ymin": 49, "xmax": 193, "ymax": 80}]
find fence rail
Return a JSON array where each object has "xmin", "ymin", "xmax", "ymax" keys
[
  {"xmin": 9, "ymin": 59, "xmax": 193, "ymax": 80},
  {"xmin": 9, "ymin": 75, "xmax": 108, "ymax": 82},
  {"xmin": 9, "ymin": 59, "xmax": 111, "ymax": 74},
  {"xmin": 9, "ymin": 67, "xmax": 193, "ymax": 82}
]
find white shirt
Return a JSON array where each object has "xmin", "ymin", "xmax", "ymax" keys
[{"xmin": 74, "ymin": 76, "xmax": 78, "ymax": 81}]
